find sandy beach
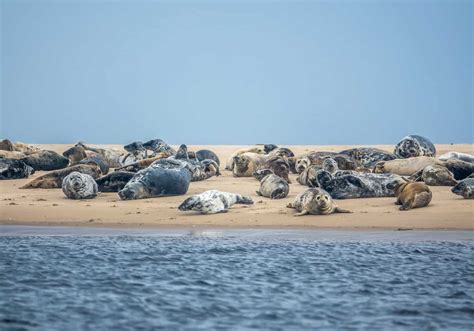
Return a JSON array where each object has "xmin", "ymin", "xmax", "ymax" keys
[{"xmin": 1, "ymin": 144, "xmax": 473, "ymax": 230}]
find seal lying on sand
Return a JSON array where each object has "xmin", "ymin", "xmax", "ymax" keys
[
  {"xmin": 0, "ymin": 139, "xmax": 40, "ymax": 154},
  {"xmin": 256, "ymin": 171, "xmax": 289, "ymax": 199},
  {"xmin": 151, "ymin": 158, "xmax": 219, "ymax": 182},
  {"xmin": 119, "ymin": 165, "xmax": 192, "ymax": 200},
  {"xmin": 63, "ymin": 146, "xmax": 88, "ymax": 165},
  {"xmin": 178, "ymin": 190, "xmax": 253, "ymax": 214},
  {"xmin": 394, "ymin": 182, "xmax": 432, "ymax": 211},
  {"xmin": 373, "ymin": 156, "xmax": 438, "ymax": 176},
  {"xmin": 75, "ymin": 142, "xmax": 122, "ymax": 168},
  {"xmin": 62, "ymin": 172, "xmax": 98, "ymax": 199},
  {"xmin": 443, "ymin": 159, "xmax": 474, "ymax": 180},
  {"xmin": 0, "ymin": 150, "xmax": 25, "ymax": 159},
  {"xmin": 79, "ymin": 156, "xmax": 109, "ymax": 175},
  {"xmin": 394, "ymin": 135, "xmax": 436, "ymax": 158},
  {"xmin": 20, "ymin": 164, "xmax": 101, "ymax": 189},
  {"xmin": 232, "ymin": 152, "xmax": 266, "ymax": 177},
  {"xmin": 438, "ymin": 152, "xmax": 474, "ymax": 163},
  {"xmin": 225, "ymin": 147, "xmax": 265, "ymax": 170},
  {"xmin": 0, "ymin": 158, "xmax": 35, "ymax": 180},
  {"xmin": 21, "ymin": 150, "xmax": 69, "ymax": 171},
  {"xmin": 294, "ymin": 152, "xmax": 336, "ymax": 173},
  {"xmin": 119, "ymin": 142, "xmax": 148, "ymax": 167},
  {"xmin": 287, "ymin": 188, "xmax": 351, "ymax": 216},
  {"xmin": 420, "ymin": 165, "xmax": 457, "ymax": 186},
  {"xmin": 143, "ymin": 139, "xmax": 176, "ymax": 155},
  {"xmin": 190, "ymin": 149, "xmax": 220, "ymax": 166},
  {"xmin": 95, "ymin": 171, "xmax": 135, "ymax": 192},
  {"xmin": 316, "ymin": 170, "xmax": 405, "ymax": 199},
  {"xmin": 452, "ymin": 179, "xmax": 474, "ymax": 199},
  {"xmin": 339, "ymin": 148, "xmax": 396, "ymax": 168}
]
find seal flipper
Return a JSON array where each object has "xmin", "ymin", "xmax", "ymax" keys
[
  {"xmin": 294, "ymin": 210, "xmax": 309, "ymax": 217},
  {"xmin": 236, "ymin": 195, "xmax": 254, "ymax": 205},
  {"xmin": 256, "ymin": 190, "xmax": 262, "ymax": 196},
  {"xmin": 334, "ymin": 206, "xmax": 352, "ymax": 214}
]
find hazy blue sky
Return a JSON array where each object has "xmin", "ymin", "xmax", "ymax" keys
[{"xmin": 1, "ymin": 0, "xmax": 472, "ymax": 145}]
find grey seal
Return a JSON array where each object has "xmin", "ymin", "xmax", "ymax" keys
[
  {"xmin": 95, "ymin": 171, "xmax": 135, "ymax": 192},
  {"xmin": 438, "ymin": 152, "xmax": 474, "ymax": 163},
  {"xmin": 339, "ymin": 148, "xmax": 397, "ymax": 168},
  {"xmin": 394, "ymin": 135, "xmax": 436, "ymax": 158},
  {"xmin": 62, "ymin": 172, "xmax": 99, "ymax": 199},
  {"xmin": 451, "ymin": 178, "xmax": 474, "ymax": 199},
  {"xmin": 0, "ymin": 158, "xmax": 35, "ymax": 180},
  {"xmin": 287, "ymin": 188, "xmax": 351, "ymax": 216},
  {"xmin": 178, "ymin": 190, "xmax": 253, "ymax": 214},
  {"xmin": 118, "ymin": 166, "xmax": 191, "ymax": 200},
  {"xmin": 20, "ymin": 164, "xmax": 101, "ymax": 189},
  {"xmin": 256, "ymin": 172, "xmax": 289, "ymax": 199},
  {"xmin": 21, "ymin": 150, "xmax": 69, "ymax": 171},
  {"xmin": 316, "ymin": 170, "xmax": 405, "ymax": 199}
]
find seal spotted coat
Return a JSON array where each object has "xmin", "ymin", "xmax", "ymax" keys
[
  {"xmin": 62, "ymin": 172, "xmax": 99, "ymax": 199},
  {"xmin": 287, "ymin": 188, "xmax": 351, "ymax": 216},
  {"xmin": 178, "ymin": 190, "xmax": 254, "ymax": 214},
  {"xmin": 394, "ymin": 135, "xmax": 436, "ymax": 158},
  {"xmin": 451, "ymin": 179, "xmax": 474, "ymax": 199}
]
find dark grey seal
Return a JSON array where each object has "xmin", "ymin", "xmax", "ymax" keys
[
  {"xmin": 118, "ymin": 165, "xmax": 191, "ymax": 200},
  {"xmin": 79, "ymin": 156, "xmax": 109, "ymax": 175},
  {"xmin": 21, "ymin": 150, "xmax": 69, "ymax": 171},
  {"xmin": 316, "ymin": 170, "xmax": 405, "ymax": 199},
  {"xmin": 96, "ymin": 171, "xmax": 135, "ymax": 192},
  {"xmin": 451, "ymin": 178, "xmax": 474, "ymax": 199},
  {"xmin": 394, "ymin": 135, "xmax": 436, "ymax": 158},
  {"xmin": 0, "ymin": 158, "xmax": 35, "ymax": 180},
  {"xmin": 339, "ymin": 148, "xmax": 397, "ymax": 168}
]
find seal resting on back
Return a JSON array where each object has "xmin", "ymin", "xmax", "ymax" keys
[
  {"xmin": 0, "ymin": 158, "xmax": 35, "ymax": 180},
  {"xmin": 316, "ymin": 170, "xmax": 405, "ymax": 199},
  {"xmin": 451, "ymin": 179, "xmax": 474, "ymax": 199},
  {"xmin": 21, "ymin": 150, "xmax": 69, "ymax": 171},
  {"xmin": 373, "ymin": 156, "xmax": 439, "ymax": 176},
  {"xmin": 95, "ymin": 171, "xmax": 135, "ymax": 192},
  {"xmin": 394, "ymin": 182, "xmax": 432, "ymax": 211},
  {"xmin": 438, "ymin": 152, "xmax": 474, "ymax": 164},
  {"xmin": 20, "ymin": 164, "xmax": 101, "ymax": 189},
  {"xmin": 339, "ymin": 148, "xmax": 396, "ymax": 168},
  {"xmin": 255, "ymin": 170, "xmax": 289, "ymax": 199},
  {"xmin": 287, "ymin": 188, "xmax": 351, "ymax": 216},
  {"xmin": 118, "ymin": 165, "xmax": 192, "ymax": 200},
  {"xmin": 62, "ymin": 172, "xmax": 98, "ymax": 199},
  {"xmin": 394, "ymin": 135, "xmax": 436, "ymax": 158},
  {"xmin": 178, "ymin": 190, "xmax": 254, "ymax": 214}
]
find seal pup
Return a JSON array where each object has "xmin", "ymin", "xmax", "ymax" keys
[
  {"xmin": 178, "ymin": 190, "xmax": 254, "ymax": 214},
  {"xmin": 421, "ymin": 165, "xmax": 457, "ymax": 186},
  {"xmin": 118, "ymin": 166, "xmax": 191, "ymax": 200},
  {"xmin": 438, "ymin": 152, "xmax": 474, "ymax": 164},
  {"xmin": 394, "ymin": 182, "xmax": 432, "ymax": 211},
  {"xmin": 394, "ymin": 135, "xmax": 436, "ymax": 158},
  {"xmin": 451, "ymin": 178, "xmax": 474, "ymax": 199},
  {"xmin": 287, "ymin": 188, "xmax": 351, "ymax": 216},
  {"xmin": 339, "ymin": 148, "xmax": 397, "ymax": 168},
  {"xmin": 21, "ymin": 150, "xmax": 69, "ymax": 171},
  {"xmin": 0, "ymin": 158, "xmax": 35, "ymax": 180},
  {"xmin": 20, "ymin": 164, "xmax": 102, "ymax": 189},
  {"xmin": 256, "ymin": 172, "xmax": 289, "ymax": 199},
  {"xmin": 232, "ymin": 152, "xmax": 266, "ymax": 177},
  {"xmin": 95, "ymin": 171, "xmax": 135, "ymax": 192},
  {"xmin": 316, "ymin": 170, "xmax": 405, "ymax": 199},
  {"xmin": 225, "ymin": 147, "xmax": 265, "ymax": 170},
  {"xmin": 373, "ymin": 156, "xmax": 438, "ymax": 176},
  {"xmin": 62, "ymin": 172, "xmax": 98, "ymax": 199}
]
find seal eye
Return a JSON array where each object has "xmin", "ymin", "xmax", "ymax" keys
[
  {"xmin": 325, "ymin": 195, "xmax": 329, "ymax": 200},
  {"xmin": 316, "ymin": 196, "xmax": 321, "ymax": 200}
]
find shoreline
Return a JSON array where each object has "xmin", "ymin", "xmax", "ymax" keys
[{"xmin": 1, "ymin": 144, "xmax": 473, "ymax": 230}]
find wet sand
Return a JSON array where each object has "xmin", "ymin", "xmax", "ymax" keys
[{"xmin": 1, "ymin": 144, "xmax": 473, "ymax": 229}]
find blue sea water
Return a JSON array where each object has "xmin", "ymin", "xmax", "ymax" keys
[{"xmin": 0, "ymin": 227, "xmax": 473, "ymax": 330}]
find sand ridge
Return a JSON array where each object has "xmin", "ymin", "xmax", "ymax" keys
[{"xmin": 1, "ymin": 144, "xmax": 473, "ymax": 229}]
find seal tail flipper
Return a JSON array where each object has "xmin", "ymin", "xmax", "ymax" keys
[
  {"xmin": 271, "ymin": 188, "xmax": 287, "ymax": 199},
  {"xmin": 413, "ymin": 191, "xmax": 432, "ymax": 208},
  {"xmin": 256, "ymin": 190, "xmax": 262, "ymax": 196},
  {"xmin": 294, "ymin": 210, "xmax": 309, "ymax": 217},
  {"xmin": 286, "ymin": 203, "xmax": 294, "ymax": 209},
  {"xmin": 334, "ymin": 206, "xmax": 352, "ymax": 214}
]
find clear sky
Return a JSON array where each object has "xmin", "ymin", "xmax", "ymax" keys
[{"xmin": 1, "ymin": 0, "xmax": 472, "ymax": 145}]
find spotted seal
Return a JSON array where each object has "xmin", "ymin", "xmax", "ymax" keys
[
  {"xmin": 75, "ymin": 142, "xmax": 123, "ymax": 168},
  {"xmin": 62, "ymin": 172, "xmax": 99, "ymax": 199},
  {"xmin": 143, "ymin": 139, "xmax": 176, "ymax": 155},
  {"xmin": 394, "ymin": 182, "xmax": 432, "ymax": 211},
  {"xmin": 394, "ymin": 135, "xmax": 436, "ymax": 158},
  {"xmin": 373, "ymin": 156, "xmax": 438, "ymax": 176},
  {"xmin": 63, "ymin": 146, "xmax": 88, "ymax": 165},
  {"xmin": 225, "ymin": 147, "xmax": 265, "ymax": 170},
  {"xmin": 151, "ymin": 158, "xmax": 219, "ymax": 182},
  {"xmin": 79, "ymin": 156, "xmax": 109, "ymax": 175},
  {"xmin": 20, "ymin": 164, "xmax": 101, "ymax": 189},
  {"xmin": 21, "ymin": 150, "xmax": 69, "ymax": 171},
  {"xmin": 438, "ymin": 152, "xmax": 474, "ymax": 164},
  {"xmin": 118, "ymin": 165, "xmax": 191, "ymax": 200},
  {"xmin": 232, "ymin": 152, "xmax": 266, "ymax": 177},
  {"xmin": 451, "ymin": 178, "xmax": 474, "ymax": 199},
  {"xmin": 263, "ymin": 144, "xmax": 279, "ymax": 154},
  {"xmin": 178, "ymin": 190, "xmax": 253, "ymax": 214},
  {"xmin": 95, "ymin": 171, "xmax": 135, "ymax": 192},
  {"xmin": 316, "ymin": 170, "xmax": 405, "ymax": 199},
  {"xmin": 339, "ymin": 148, "xmax": 397, "ymax": 168},
  {"xmin": 287, "ymin": 188, "xmax": 351, "ymax": 216},
  {"xmin": 421, "ymin": 165, "xmax": 457, "ymax": 186},
  {"xmin": 256, "ymin": 172, "xmax": 289, "ymax": 199},
  {"xmin": 0, "ymin": 158, "xmax": 35, "ymax": 180},
  {"xmin": 192, "ymin": 149, "xmax": 220, "ymax": 166},
  {"xmin": 444, "ymin": 159, "xmax": 474, "ymax": 180}
]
